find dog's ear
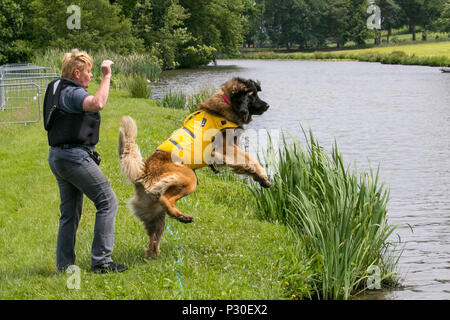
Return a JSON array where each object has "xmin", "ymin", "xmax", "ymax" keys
[
  {"xmin": 239, "ymin": 78, "xmax": 262, "ymax": 94},
  {"xmin": 254, "ymin": 80, "xmax": 261, "ymax": 92},
  {"xmin": 246, "ymin": 79, "xmax": 261, "ymax": 92},
  {"xmin": 231, "ymin": 78, "xmax": 248, "ymax": 95}
]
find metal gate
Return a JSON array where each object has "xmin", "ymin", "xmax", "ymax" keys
[
  {"xmin": 0, "ymin": 63, "xmax": 59, "ymax": 125},
  {"xmin": 0, "ymin": 83, "xmax": 41, "ymax": 124}
]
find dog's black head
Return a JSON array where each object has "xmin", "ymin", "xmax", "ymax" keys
[{"xmin": 228, "ymin": 77, "xmax": 269, "ymax": 124}]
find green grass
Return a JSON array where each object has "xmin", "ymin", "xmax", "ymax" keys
[
  {"xmin": 247, "ymin": 130, "xmax": 400, "ymax": 299},
  {"xmin": 325, "ymin": 41, "xmax": 450, "ymax": 58},
  {"xmin": 0, "ymin": 84, "xmax": 302, "ymax": 299},
  {"xmin": 241, "ymin": 41, "xmax": 450, "ymax": 67}
]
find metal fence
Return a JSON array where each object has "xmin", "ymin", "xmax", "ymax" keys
[{"xmin": 0, "ymin": 63, "xmax": 59, "ymax": 125}]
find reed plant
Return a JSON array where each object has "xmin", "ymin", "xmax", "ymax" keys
[
  {"xmin": 156, "ymin": 86, "xmax": 217, "ymax": 112},
  {"xmin": 32, "ymin": 49, "xmax": 162, "ymax": 81},
  {"xmin": 156, "ymin": 90, "xmax": 186, "ymax": 109},
  {"xmin": 186, "ymin": 85, "xmax": 216, "ymax": 113},
  {"xmin": 248, "ymin": 129, "xmax": 400, "ymax": 299}
]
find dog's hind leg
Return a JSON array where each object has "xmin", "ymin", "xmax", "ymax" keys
[
  {"xmin": 143, "ymin": 211, "xmax": 165, "ymax": 258},
  {"xmin": 142, "ymin": 202, "xmax": 165, "ymax": 258},
  {"xmin": 159, "ymin": 168, "xmax": 198, "ymax": 224},
  {"xmin": 140, "ymin": 168, "xmax": 197, "ymax": 223},
  {"xmin": 160, "ymin": 194, "xmax": 193, "ymax": 223},
  {"xmin": 153, "ymin": 214, "xmax": 166, "ymax": 256}
]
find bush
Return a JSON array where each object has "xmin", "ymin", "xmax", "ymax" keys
[
  {"xmin": 0, "ymin": 40, "xmax": 34, "ymax": 65},
  {"xmin": 247, "ymin": 129, "xmax": 400, "ymax": 299},
  {"xmin": 128, "ymin": 74, "xmax": 151, "ymax": 98},
  {"xmin": 390, "ymin": 51, "xmax": 407, "ymax": 58},
  {"xmin": 178, "ymin": 44, "xmax": 217, "ymax": 68}
]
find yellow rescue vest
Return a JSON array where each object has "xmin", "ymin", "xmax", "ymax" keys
[{"xmin": 157, "ymin": 110, "xmax": 239, "ymax": 170}]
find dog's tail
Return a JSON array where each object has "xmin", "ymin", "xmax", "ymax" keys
[{"xmin": 118, "ymin": 116, "xmax": 144, "ymax": 184}]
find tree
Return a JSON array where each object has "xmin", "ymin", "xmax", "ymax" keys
[
  {"xmin": 130, "ymin": 0, "xmax": 154, "ymax": 48},
  {"xmin": 262, "ymin": 0, "xmax": 292, "ymax": 48},
  {"xmin": 376, "ymin": 0, "xmax": 401, "ymax": 43},
  {"xmin": 154, "ymin": 0, "xmax": 191, "ymax": 69},
  {"xmin": 300, "ymin": 0, "xmax": 328, "ymax": 49},
  {"xmin": 435, "ymin": 0, "xmax": 450, "ymax": 32},
  {"xmin": 109, "ymin": 0, "xmax": 139, "ymax": 18},
  {"xmin": 132, "ymin": 0, "xmax": 191, "ymax": 69},
  {"xmin": 325, "ymin": 0, "xmax": 350, "ymax": 48},
  {"xmin": 130, "ymin": 0, "xmax": 216, "ymax": 69},
  {"xmin": 421, "ymin": 0, "xmax": 447, "ymax": 39},
  {"xmin": 396, "ymin": 0, "xmax": 425, "ymax": 41},
  {"xmin": 30, "ymin": 0, "xmax": 143, "ymax": 54},
  {"xmin": 243, "ymin": 0, "xmax": 267, "ymax": 47},
  {"xmin": 180, "ymin": 0, "xmax": 247, "ymax": 56},
  {"xmin": 345, "ymin": 0, "xmax": 370, "ymax": 47},
  {"xmin": 0, "ymin": 0, "xmax": 34, "ymax": 64}
]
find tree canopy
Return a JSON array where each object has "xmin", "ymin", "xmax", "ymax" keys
[{"xmin": 0, "ymin": 0, "xmax": 448, "ymax": 67}]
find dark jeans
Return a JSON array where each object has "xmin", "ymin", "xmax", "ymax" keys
[{"xmin": 48, "ymin": 146, "xmax": 118, "ymax": 271}]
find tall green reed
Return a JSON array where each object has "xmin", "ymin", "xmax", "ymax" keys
[
  {"xmin": 248, "ymin": 128, "xmax": 400, "ymax": 299},
  {"xmin": 157, "ymin": 85, "xmax": 217, "ymax": 111},
  {"xmin": 156, "ymin": 90, "xmax": 186, "ymax": 109},
  {"xmin": 186, "ymin": 86, "xmax": 216, "ymax": 113},
  {"xmin": 32, "ymin": 49, "xmax": 162, "ymax": 81}
]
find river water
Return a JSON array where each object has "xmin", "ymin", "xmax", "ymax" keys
[{"xmin": 151, "ymin": 59, "xmax": 450, "ymax": 300}]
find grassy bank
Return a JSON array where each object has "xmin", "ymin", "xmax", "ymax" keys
[
  {"xmin": 0, "ymin": 83, "xmax": 400, "ymax": 299},
  {"xmin": 0, "ymin": 84, "xmax": 303, "ymax": 299},
  {"xmin": 241, "ymin": 41, "xmax": 450, "ymax": 67}
]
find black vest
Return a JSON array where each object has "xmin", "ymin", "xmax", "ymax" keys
[{"xmin": 43, "ymin": 78, "xmax": 100, "ymax": 147}]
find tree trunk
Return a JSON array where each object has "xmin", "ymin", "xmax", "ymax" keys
[
  {"xmin": 387, "ymin": 25, "xmax": 391, "ymax": 44},
  {"xmin": 422, "ymin": 30, "xmax": 427, "ymax": 41},
  {"xmin": 374, "ymin": 31, "xmax": 381, "ymax": 45},
  {"xmin": 411, "ymin": 22, "xmax": 416, "ymax": 41}
]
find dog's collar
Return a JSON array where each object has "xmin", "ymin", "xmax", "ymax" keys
[{"xmin": 222, "ymin": 93, "xmax": 231, "ymax": 106}]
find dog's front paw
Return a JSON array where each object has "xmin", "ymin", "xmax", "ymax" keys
[
  {"xmin": 177, "ymin": 215, "xmax": 194, "ymax": 223},
  {"xmin": 260, "ymin": 179, "xmax": 272, "ymax": 188}
]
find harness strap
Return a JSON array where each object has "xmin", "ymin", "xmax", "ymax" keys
[
  {"xmin": 183, "ymin": 110, "xmax": 202, "ymax": 126},
  {"xmin": 208, "ymin": 163, "xmax": 220, "ymax": 175}
]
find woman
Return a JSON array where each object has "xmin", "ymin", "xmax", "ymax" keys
[{"xmin": 47, "ymin": 49, "xmax": 127, "ymax": 273}]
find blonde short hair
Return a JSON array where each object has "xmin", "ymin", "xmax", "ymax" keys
[{"xmin": 61, "ymin": 49, "xmax": 93, "ymax": 78}]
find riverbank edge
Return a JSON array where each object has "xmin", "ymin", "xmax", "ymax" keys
[{"xmin": 236, "ymin": 49, "xmax": 450, "ymax": 67}]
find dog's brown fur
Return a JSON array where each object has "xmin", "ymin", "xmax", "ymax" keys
[{"xmin": 118, "ymin": 78, "xmax": 271, "ymax": 258}]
